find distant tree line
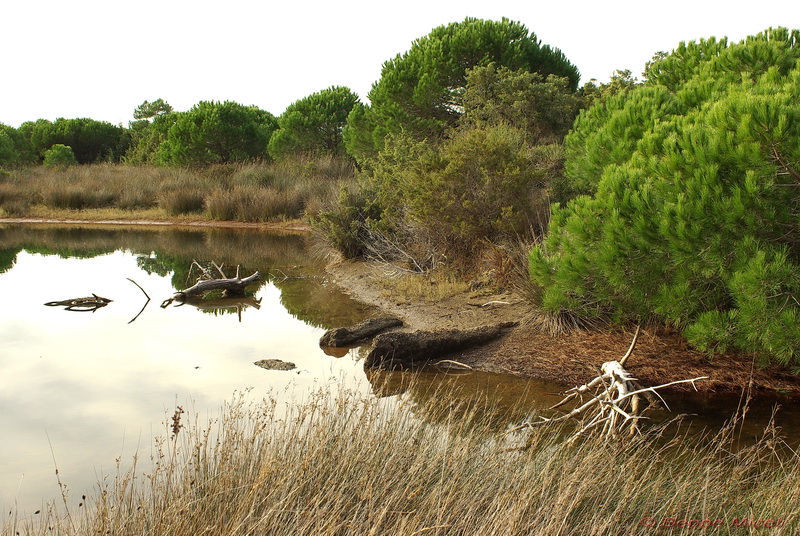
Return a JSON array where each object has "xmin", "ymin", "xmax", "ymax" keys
[{"xmin": 0, "ymin": 90, "xmax": 361, "ymax": 169}]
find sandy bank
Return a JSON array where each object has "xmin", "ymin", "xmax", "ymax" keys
[{"xmin": 326, "ymin": 259, "xmax": 800, "ymax": 398}]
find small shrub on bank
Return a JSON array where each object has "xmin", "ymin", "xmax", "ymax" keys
[
  {"xmin": 42, "ymin": 144, "xmax": 77, "ymax": 169},
  {"xmin": 310, "ymin": 186, "xmax": 386, "ymax": 258}
]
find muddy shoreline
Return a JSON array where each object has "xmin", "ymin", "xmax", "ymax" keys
[{"xmin": 326, "ymin": 259, "xmax": 800, "ymax": 398}]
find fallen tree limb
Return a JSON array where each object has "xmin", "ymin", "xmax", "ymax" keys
[
  {"xmin": 320, "ymin": 317, "xmax": 403, "ymax": 347},
  {"xmin": 127, "ymin": 278, "xmax": 151, "ymax": 324},
  {"xmin": 161, "ymin": 263, "xmax": 261, "ymax": 308},
  {"xmin": 365, "ymin": 322, "xmax": 517, "ymax": 370},
  {"xmin": 434, "ymin": 359, "xmax": 474, "ymax": 371}
]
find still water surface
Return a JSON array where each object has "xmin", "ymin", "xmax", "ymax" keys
[
  {"xmin": 0, "ymin": 224, "xmax": 797, "ymax": 515},
  {"xmin": 0, "ymin": 224, "xmax": 570, "ymax": 514}
]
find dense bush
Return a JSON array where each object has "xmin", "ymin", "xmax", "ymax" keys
[
  {"xmin": 23, "ymin": 118, "xmax": 128, "ymax": 164},
  {"xmin": 42, "ymin": 144, "xmax": 77, "ymax": 168},
  {"xmin": 530, "ymin": 28, "xmax": 800, "ymax": 367},
  {"xmin": 319, "ymin": 61, "xmax": 574, "ymax": 269}
]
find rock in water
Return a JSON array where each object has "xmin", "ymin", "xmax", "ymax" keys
[{"xmin": 254, "ymin": 359, "xmax": 296, "ymax": 371}]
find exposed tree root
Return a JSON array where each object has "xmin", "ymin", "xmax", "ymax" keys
[{"xmin": 510, "ymin": 327, "xmax": 708, "ymax": 443}]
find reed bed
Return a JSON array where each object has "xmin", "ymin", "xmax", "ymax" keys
[
  {"xmin": 3, "ymin": 385, "xmax": 798, "ymax": 536},
  {"xmin": 0, "ymin": 157, "xmax": 352, "ymax": 222}
]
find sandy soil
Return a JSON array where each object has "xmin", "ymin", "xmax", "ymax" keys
[{"xmin": 326, "ymin": 259, "xmax": 800, "ymax": 398}]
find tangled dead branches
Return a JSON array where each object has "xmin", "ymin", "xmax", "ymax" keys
[{"xmin": 511, "ymin": 327, "xmax": 708, "ymax": 443}]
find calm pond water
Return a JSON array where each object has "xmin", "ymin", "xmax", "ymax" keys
[
  {"xmin": 1, "ymin": 223, "xmax": 798, "ymax": 515},
  {"xmin": 0, "ymin": 224, "xmax": 570, "ymax": 514}
]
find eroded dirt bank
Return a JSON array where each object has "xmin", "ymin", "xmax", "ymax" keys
[{"xmin": 326, "ymin": 259, "xmax": 800, "ymax": 397}]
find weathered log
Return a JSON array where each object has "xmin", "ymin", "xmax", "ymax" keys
[
  {"xmin": 320, "ymin": 317, "xmax": 403, "ymax": 347},
  {"xmin": 176, "ymin": 272, "xmax": 261, "ymax": 299},
  {"xmin": 161, "ymin": 271, "xmax": 261, "ymax": 308},
  {"xmin": 45, "ymin": 294, "xmax": 112, "ymax": 312},
  {"xmin": 365, "ymin": 322, "xmax": 517, "ymax": 370}
]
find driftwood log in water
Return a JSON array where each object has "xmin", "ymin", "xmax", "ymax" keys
[
  {"xmin": 45, "ymin": 294, "xmax": 112, "ymax": 312},
  {"xmin": 320, "ymin": 317, "xmax": 403, "ymax": 347},
  {"xmin": 161, "ymin": 262, "xmax": 261, "ymax": 308},
  {"xmin": 365, "ymin": 322, "xmax": 517, "ymax": 370},
  {"xmin": 174, "ymin": 272, "xmax": 261, "ymax": 300}
]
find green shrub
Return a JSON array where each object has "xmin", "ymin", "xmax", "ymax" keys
[
  {"xmin": 310, "ymin": 186, "xmax": 385, "ymax": 258},
  {"xmin": 43, "ymin": 144, "xmax": 78, "ymax": 168},
  {"xmin": 530, "ymin": 28, "xmax": 800, "ymax": 367}
]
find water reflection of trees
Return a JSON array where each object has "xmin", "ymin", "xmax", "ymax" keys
[{"xmin": 0, "ymin": 224, "xmax": 374, "ymax": 328}]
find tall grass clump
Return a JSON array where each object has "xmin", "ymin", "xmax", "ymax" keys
[
  {"xmin": 4, "ymin": 385, "xmax": 798, "ymax": 536},
  {"xmin": 159, "ymin": 190, "xmax": 206, "ymax": 215},
  {"xmin": 205, "ymin": 186, "xmax": 306, "ymax": 222},
  {"xmin": 0, "ymin": 181, "xmax": 29, "ymax": 216}
]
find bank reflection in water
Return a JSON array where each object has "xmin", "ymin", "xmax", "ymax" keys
[{"xmin": 0, "ymin": 224, "xmax": 379, "ymax": 514}]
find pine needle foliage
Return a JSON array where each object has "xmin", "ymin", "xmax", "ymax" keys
[{"xmin": 531, "ymin": 28, "xmax": 800, "ymax": 367}]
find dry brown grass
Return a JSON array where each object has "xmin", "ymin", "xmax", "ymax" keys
[
  {"xmin": 0, "ymin": 158, "xmax": 353, "ymax": 222},
  {"xmin": 4, "ymin": 385, "xmax": 798, "ymax": 536},
  {"xmin": 376, "ymin": 269, "xmax": 470, "ymax": 304}
]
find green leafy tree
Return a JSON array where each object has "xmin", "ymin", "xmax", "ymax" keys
[
  {"xmin": 268, "ymin": 87, "xmax": 360, "ymax": 160},
  {"xmin": 133, "ymin": 98, "xmax": 174, "ymax": 120},
  {"xmin": 530, "ymin": 27, "xmax": 800, "ymax": 368},
  {"xmin": 124, "ymin": 103, "xmax": 179, "ymax": 164},
  {"xmin": 0, "ymin": 124, "xmax": 21, "ymax": 167},
  {"xmin": 345, "ymin": 17, "xmax": 580, "ymax": 161},
  {"xmin": 25, "ymin": 118, "xmax": 128, "ymax": 163},
  {"xmin": 578, "ymin": 69, "xmax": 642, "ymax": 108},
  {"xmin": 0, "ymin": 123, "xmax": 38, "ymax": 166},
  {"xmin": 156, "ymin": 101, "xmax": 277, "ymax": 166},
  {"xmin": 43, "ymin": 144, "xmax": 78, "ymax": 168}
]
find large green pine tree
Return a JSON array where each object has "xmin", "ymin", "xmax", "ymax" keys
[
  {"xmin": 344, "ymin": 17, "xmax": 580, "ymax": 162},
  {"xmin": 530, "ymin": 28, "xmax": 800, "ymax": 368},
  {"xmin": 268, "ymin": 86, "xmax": 360, "ymax": 159}
]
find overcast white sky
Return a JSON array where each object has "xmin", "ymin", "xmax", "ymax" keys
[{"xmin": 1, "ymin": 0, "xmax": 797, "ymax": 127}]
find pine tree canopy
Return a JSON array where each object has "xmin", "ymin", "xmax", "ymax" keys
[
  {"xmin": 344, "ymin": 17, "xmax": 580, "ymax": 162},
  {"xmin": 531, "ymin": 27, "xmax": 800, "ymax": 368}
]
